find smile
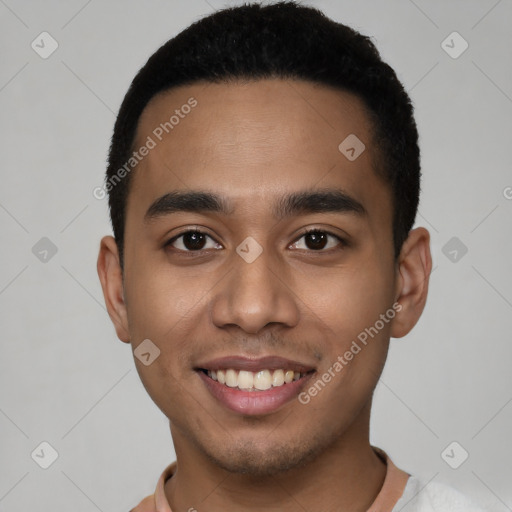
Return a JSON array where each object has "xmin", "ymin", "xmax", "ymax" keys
[
  {"xmin": 196, "ymin": 356, "xmax": 316, "ymax": 415},
  {"xmin": 204, "ymin": 368, "xmax": 309, "ymax": 391}
]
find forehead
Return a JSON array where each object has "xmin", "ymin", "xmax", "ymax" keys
[{"xmin": 127, "ymin": 79, "xmax": 391, "ymax": 228}]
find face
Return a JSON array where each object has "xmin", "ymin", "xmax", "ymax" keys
[{"xmin": 98, "ymin": 79, "xmax": 430, "ymax": 476}]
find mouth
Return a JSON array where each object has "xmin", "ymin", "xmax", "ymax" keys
[
  {"xmin": 200, "ymin": 368, "xmax": 310, "ymax": 391},
  {"xmin": 195, "ymin": 356, "xmax": 316, "ymax": 415}
]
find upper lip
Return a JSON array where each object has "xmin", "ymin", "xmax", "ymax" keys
[{"xmin": 196, "ymin": 355, "xmax": 316, "ymax": 373}]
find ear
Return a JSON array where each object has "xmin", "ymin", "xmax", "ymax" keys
[
  {"xmin": 391, "ymin": 227, "xmax": 432, "ymax": 338},
  {"xmin": 97, "ymin": 235, "xmax": 130, "ymax": 343}
]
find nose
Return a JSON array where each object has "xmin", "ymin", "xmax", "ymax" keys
[{"xmin": 210, "ymin": 245, "xmax": 300, "ymax": 335}]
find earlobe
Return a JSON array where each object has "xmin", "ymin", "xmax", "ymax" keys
[
  {"xmin": 97, "ymin": 236, "xmax": 131, "ymax": 343},
  {"xmin": 391, "ymin": 227, "xmax": 432, "ymax": 339}
]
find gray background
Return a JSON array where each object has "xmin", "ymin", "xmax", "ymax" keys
[{"xmin": 1, "ymin": 0, "xmax": 511, "ymax": 510}]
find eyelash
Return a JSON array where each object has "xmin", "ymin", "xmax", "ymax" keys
[{"xmin": 164, "ymin": 228, "xmax": 346, "ymax": 254}]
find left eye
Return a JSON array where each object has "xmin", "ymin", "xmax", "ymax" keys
[{"xmin": 290, "ymin": 230, "xmax": 344, "ymax": 251}]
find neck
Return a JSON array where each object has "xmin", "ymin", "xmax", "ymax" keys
[{"xmin": 164, "ymin": 405, "xmax": 387, "ymax": 512}]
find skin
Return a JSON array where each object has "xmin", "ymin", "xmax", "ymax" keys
[{"xmin": 97, "ymin": 79, "xmax": 432, "ymax": 512}]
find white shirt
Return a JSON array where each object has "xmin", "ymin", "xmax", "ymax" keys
[{"xmin": 393, "ymin": 475, "xmax": 488, "ymax": 511}]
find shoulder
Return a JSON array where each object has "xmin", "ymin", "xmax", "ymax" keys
[
  {"xmin": 129, "ymin": 493, "xmax": 156, "ymax": 512},
  {"xmin": 129, "ymin": 461, "xmax": 176, "ymax": 512},
  {"xmin": 395, "ymin": 476, "xmax": 489, "ymax": 512}
]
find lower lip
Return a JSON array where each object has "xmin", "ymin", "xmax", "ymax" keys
[{"xmin": 198, "ymin": 371, "xmax": 314, "ymax": 416}]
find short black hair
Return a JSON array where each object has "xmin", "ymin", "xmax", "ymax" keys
[{"xmin": 105, "ymin": 1, "xmax": 420, "ymax": 266}]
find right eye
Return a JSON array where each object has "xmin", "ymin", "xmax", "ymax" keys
[{"xmin": 165, "ymin": 229, "xmax": 223, "ymax": 253}]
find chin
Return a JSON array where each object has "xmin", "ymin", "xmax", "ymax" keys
[{"xmin": 200, "ymin": 431, "xmax": 332, "ymax": 477}]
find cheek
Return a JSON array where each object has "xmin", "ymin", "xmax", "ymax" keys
[
  {"xmin": 307, "ymin": 265, "xmax": 394, "ymax": 338},
  {"xmin": 303, "ymin": 266, "xmax": 394, "ymax": 399},
  {"xmin": 124, "ymin": 257, "xmax": 211, "ymax": 341},
  {"xmin": 125, "ymin": 274, "xmax": 197, "ymax": 412},
  {"xmin": 122, "ymin": 269, "xmax": 207, "ymax": 407},
  {"xmin": 133, "ymin": 355, "xmax": 190, "ymax": 424}
]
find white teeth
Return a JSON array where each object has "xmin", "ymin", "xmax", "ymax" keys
[
  {"xmin": 225, "ymin": 369, "xmax": 238, "ymax": 387},
  {"xmin": 254, "ymin": 370, "xmax": 272, "ymax": 390},
  {"xmin": 238, "ymin": 370, "xmax": 254, "ymax": 390},
  {"xmin": 284, "ymin": 370, "xmax": 294, "ymax": 383},
  {"xmin": 272, "ymin": 369, "xmax": 285, "ymax": 387},
  {"xmin": 205, "ymin": 368, "xmax": 308, "ymax": 391}
]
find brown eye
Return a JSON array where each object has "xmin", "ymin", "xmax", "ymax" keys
[
  {"xmin": 290, "ymin": 229, "xmax": 344, "ymax": 252},
  {"xmin": 304, "ymin": 231, "xmax": 328, "ymax": 250},
  {"xmin": 166, "ymin": 230, "xmax": 222, "ymax": 252}
]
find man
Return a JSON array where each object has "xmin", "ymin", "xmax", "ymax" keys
[{"xmin": 97, "ymin": 2, "xmax": 487, "ymax": 510}]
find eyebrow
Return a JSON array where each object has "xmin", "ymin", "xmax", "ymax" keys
[{"xmin": 144, "ymin": 188, "xmax": 366, "ymax": 222}]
